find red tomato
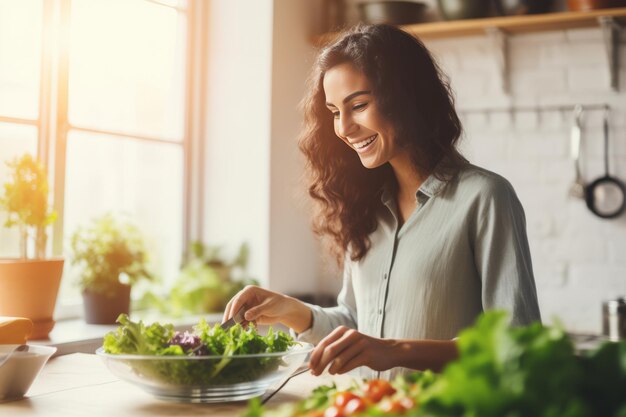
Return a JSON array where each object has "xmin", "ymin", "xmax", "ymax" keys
[
  {"xmin": 323, "ymin": 406, "xmax": 345, "ymax": 417},
  {"xmin": 398, "ymin": 397, "xmax": 416, "ymax": 410},
  {"xmin": 363, "ymin": 379, "xmax": 396, "ymax": 403},
  {"xmin": 344, "ymin": 398, "xmax": 367, "ymax": 415},
  {"xmin": 334, "ymin": 392, "xmax": 360, "ymax": 408},
  {"xmin": 378, "ymin": 399, "xmax": 407, "ymax": 414}
]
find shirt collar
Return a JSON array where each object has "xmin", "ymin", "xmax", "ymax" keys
[
  {"xmin": 379, "ymin": 173, "xmax": 446, "ymax": 207},
  {"xmin": 417, "ymin": 173, "xmax": 446, "ymax": 198}
]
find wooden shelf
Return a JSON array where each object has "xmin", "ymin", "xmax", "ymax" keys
[
  {"xmin": 314, "ymin": 8, "xmax": 626, "ymax": 93},
  {"xmin": 315, "ymin": 8, "xmax": 626, "ymax": 44}
]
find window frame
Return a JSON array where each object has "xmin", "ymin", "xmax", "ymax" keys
[{"xmin": 0, "ymin": 0, "xmax": 207, "ymax": 318}]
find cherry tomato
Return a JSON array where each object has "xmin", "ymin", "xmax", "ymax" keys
[
  {"xmin": 399, "ymin": 397, "xmax": 416, "ymax": 410},
  {"xmin": 363, "ymin": 379, "xmax": 396, "ymax": 403},
  {"xmin": 334, "ymin": 392, "xmax": 360, "ymax": 408},
  {"xmin": 324, "ymin": 406, "xmax": 345, "ymax": 417},
  {"xmin": 378, "ymin": 399, "xmax": 407, "ymax": 414},
  {"xmin": 343, "ymin": 397, "xmax": 367, "ymax": 415}
]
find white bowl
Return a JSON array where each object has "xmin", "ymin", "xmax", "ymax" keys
[
  {"xmin": 96, "ymin": 343, "xmax": 313, "ymax": 403},
  {"xmin": 0, "ymin": 344, "xmax": 57, "ymax": 401}
]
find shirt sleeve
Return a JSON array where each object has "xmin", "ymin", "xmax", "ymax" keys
[
  {"xmin": 294, "ymin": 259, "xmax": 358, "ymax": 345},
  {"xmin": 474, "ymin": 176, "xmax": 542, "ymax": 326}
]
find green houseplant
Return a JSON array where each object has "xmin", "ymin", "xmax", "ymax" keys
[
  {"xmin": 140, "ymin": 241, "xmax": 257, "ymax": 317},
  {"xmin": 70, "ymin": 213, "xmax": 154, "ymax": 324},
  {"xmin": 0, "ymin": 153, "xmax": 64, "ymax": 339}
]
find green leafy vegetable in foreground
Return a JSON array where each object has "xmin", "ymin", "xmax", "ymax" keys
[
  {"xmin": 103, "ymin": 314, "xmax": 296, "ymax": 385},
  {"xmin": 419, "ymin": 311, "xmax": 588, "ymax": 417},
  {"xmin": 245, "ymin": 311, "xmax": 626, "ymax": 417}
]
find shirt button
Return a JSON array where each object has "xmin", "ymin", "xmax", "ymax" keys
[
  {"xmin": 383, "ymin": 273, "xmax": 388, "ymax": 280},
  {"xmin": 378, "ymin": 309, "xmax": 383, "ymax": 315}
]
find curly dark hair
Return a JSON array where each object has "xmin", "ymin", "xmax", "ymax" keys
[{"xmin": 299, "ymin": 24, "xmax": 466, "ymax": 263}]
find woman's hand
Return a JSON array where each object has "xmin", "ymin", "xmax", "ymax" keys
[
  {"xmin": 222, "ymin": 285, "xmax": 313, "ymax": 334},
  {"xmin": 308, "ymin": 326, "xmax": 395, "ymax": 376},
  {"xmin": 309, "ymin": 329, "xmax": 459, "ymax": 375}
]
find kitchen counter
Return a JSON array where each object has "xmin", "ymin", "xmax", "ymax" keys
[{"xmin": 1, "ymin": 353, "xmax": 350, "ymax": 416}]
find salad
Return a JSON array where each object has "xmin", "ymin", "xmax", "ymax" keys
[
  {"xmin": 102, "ymin": 314, "xmax": 297, "ymax": 385},
  {"xmin": 244, "ymin": 311, "xmax": 626, "ymax": 417},
  {"xmin": 244, "ymin": 374, "xmax": 433, "ymax": 417}
]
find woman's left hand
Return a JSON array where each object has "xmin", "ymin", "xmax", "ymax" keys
[{"xmin": 308, "ymin": 326, "xmax": 395, "ymax": 375}]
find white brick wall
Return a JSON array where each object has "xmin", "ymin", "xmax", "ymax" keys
[{"xmin": 426, "ymin": 28, "xmax": 626, "ymax": 334}]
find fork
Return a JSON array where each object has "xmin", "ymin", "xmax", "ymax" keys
[{"xmin": 261, "ymin": 366, "xmax": 311, "ymax": 405}]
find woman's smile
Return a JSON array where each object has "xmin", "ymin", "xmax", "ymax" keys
[{"xmin": 351, "ymin": 134, "xmax": 378, "ymax": 152}]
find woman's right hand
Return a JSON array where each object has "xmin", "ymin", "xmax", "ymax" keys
[{"xmin": 222, "ymin": 285, "xmax": 313, "ymax": 334}]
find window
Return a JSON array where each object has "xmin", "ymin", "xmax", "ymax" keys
[{"xmin": 0, "ymin": 0, "xmax": 202, "ymax": 316}]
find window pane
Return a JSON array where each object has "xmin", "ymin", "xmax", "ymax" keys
[
  {"xmin": 0, "ymin": 123, "xmax": 38, "ymax": 258},
  {"xmin": 151, "ymin": 0, "xmax": 188, "ymax": 9},
  {"xmin": 0, "ymin": 0, "xmax": 42, "ymax": 119},
  {"xmin": 68, "ymin": 0, "xmax": 186, "ymax": 140},
  {"xmin": 61, "ymin": 130, "xmax": 183, "ymax": 303}
]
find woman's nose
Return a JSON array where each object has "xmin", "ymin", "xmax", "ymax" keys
[{"xmin": 337, "ymin": 114, "xmax": 358, "ymax": 138}]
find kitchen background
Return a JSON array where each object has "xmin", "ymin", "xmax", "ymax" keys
[
  {"xmin": 0, "ymin": 0, "xmax": 624, "ymax": 335},
  {"xmin": 204, "ymin": 0, "xmax": 626, "ymax": 335}
]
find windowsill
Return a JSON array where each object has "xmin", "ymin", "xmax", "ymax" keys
[{"xmin": 29, "ymin": 311, "xmax": 224, "ymax": 357}]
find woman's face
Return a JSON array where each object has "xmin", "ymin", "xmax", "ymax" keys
[{"xmin": 323, "ymin": 62, "xmax": 398, "ymax": 169}]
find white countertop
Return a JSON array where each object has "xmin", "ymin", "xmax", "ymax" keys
[{"xmin": 1, "ymin": 353, "xmax": 346, "ymax": 416}]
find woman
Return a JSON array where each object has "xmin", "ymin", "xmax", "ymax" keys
[{"xmin": 223, "ymin": 24, "xmax": 540, "ymax": 380}]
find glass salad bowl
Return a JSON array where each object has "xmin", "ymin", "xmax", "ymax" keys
[{"xmin": 96, "ymin": 343, "xmax": 313, "ymax": 403}]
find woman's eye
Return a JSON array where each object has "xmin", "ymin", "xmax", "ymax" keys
[
  {"xmin": 353, "ymin": 103, "xmax": 368, "ymax": 111},
  {"xmin": 332, "ymin": 111, "xmax": 340, "ymax": 119}
]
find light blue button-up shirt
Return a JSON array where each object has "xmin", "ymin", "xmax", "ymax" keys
[{"xmin": 297, "ymin": 164, "xmax": 541, "ymax": 379}]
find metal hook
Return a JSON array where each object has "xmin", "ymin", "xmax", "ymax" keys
[
  {"xmin": 570, "ymin": 105, "xmax": 584, "ymax": 163},
  {"xmin": 603, "ymin": 105, "xmax": 610, "ymax": 176},
  {"xmin": 573, "ymin": 104, "xmax": 583, "ymax": 129}
]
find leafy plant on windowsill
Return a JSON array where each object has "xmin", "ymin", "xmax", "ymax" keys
[
  {"xmin": 70, "ymin": 213, "xmax": 155, "ymax": 297},
  {"xmin": 0, "ymin": 154, "xmax": 57, "ymax": 259},
  {"xmin": 0, "ymin": 153, "xmax": 64, "ymax": 339},
  {"xmin": 139, "ymin": 242, "xmax": 257, "ymax": 316}
]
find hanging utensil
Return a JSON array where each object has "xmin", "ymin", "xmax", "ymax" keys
[
  {"xmin": 568, "ymin": 105, "xmax": 585, "ymax": 199},
  {"xmin": 584, "ymin": 107, "xmax": 626, "ymax": 219}
]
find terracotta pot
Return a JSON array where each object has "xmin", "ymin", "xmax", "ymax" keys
[
  {"xmin": 567, "ymin": 0, "xmax": 626, "ymax": 10},
  {"xmin": 0, "ymin": 258, "xmax": 64, "ymax": 339},
  {"xmin": 82, "ymin": 283, "xmax": 131, "ymax": 324}
]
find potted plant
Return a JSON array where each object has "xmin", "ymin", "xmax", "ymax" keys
[
  {"xmin": 139, "ymin": 242, "xmax": 257, "ymax": 317},
  {"xmin": 0, "ymin": 153, "xmax": 63, "ymax": 339},
  {"xmin": 70, "ymin": 213, "xmax": 154, "ymax": 324}
]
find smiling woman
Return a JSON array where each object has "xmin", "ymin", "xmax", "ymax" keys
[{"xmin": 223, "ymin": 24, "xmax": 541, "ymax": 380}]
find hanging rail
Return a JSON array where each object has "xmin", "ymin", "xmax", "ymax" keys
[{"xmin": 458, "ymin": 103, "xmax": 610, "ymax": 116}]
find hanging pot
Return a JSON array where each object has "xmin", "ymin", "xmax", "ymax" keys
[{"xmin": 584, "ymin": 108, "xmax": 626, "ymax": 219}]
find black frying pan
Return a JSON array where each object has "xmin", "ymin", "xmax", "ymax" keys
[{"xmin": 584, "ymin": 108, "xmax": 626, "ymax": 219}]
